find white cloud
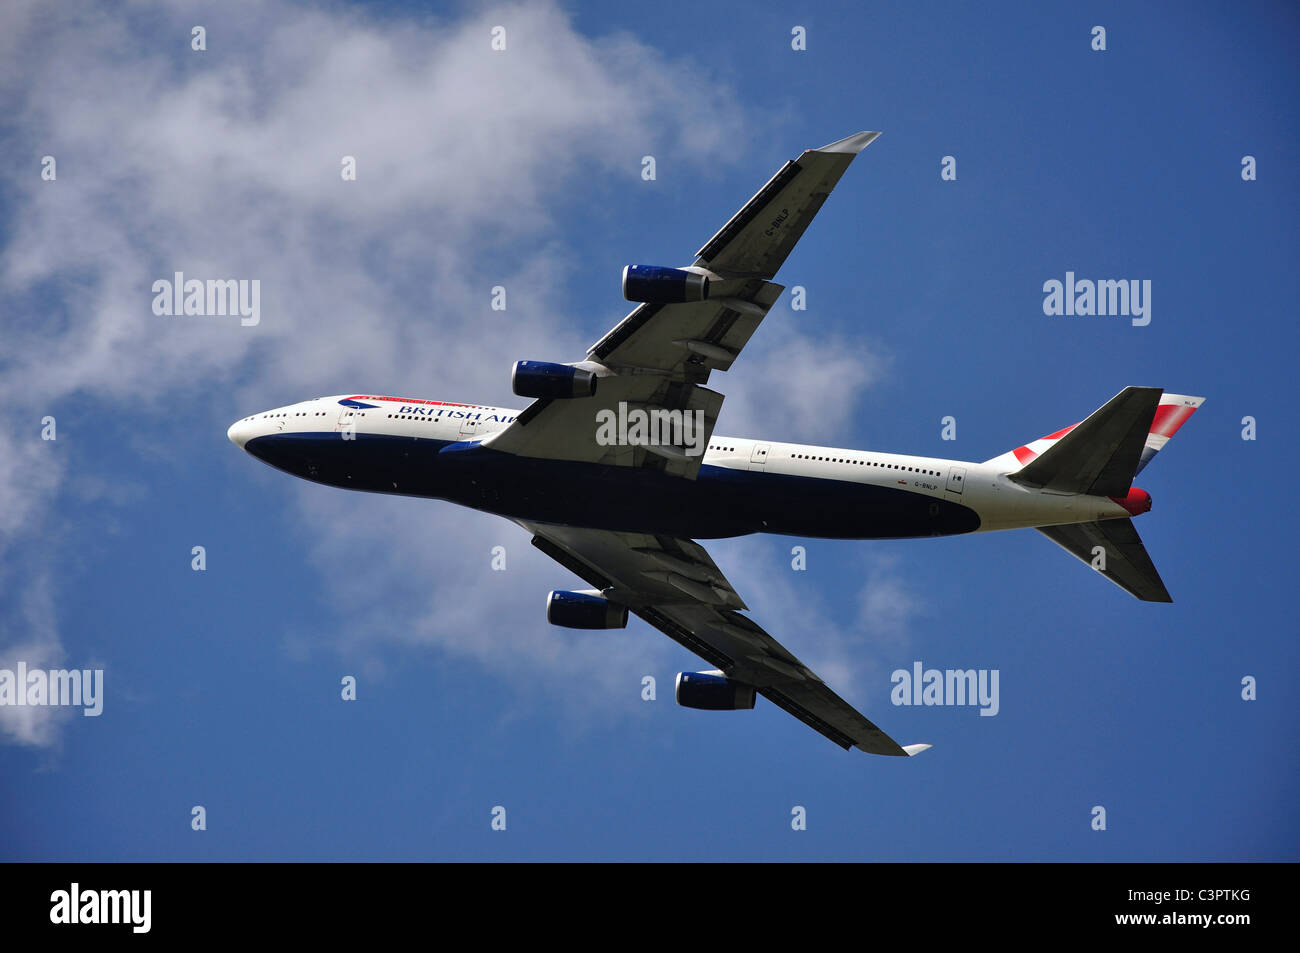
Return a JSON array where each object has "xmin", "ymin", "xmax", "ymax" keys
[
  {"xmin": 0, "ymin": 571, "xmax": 70, "ymax": 747},
  {"xmin": 717, "ymin": 312, "xmax": 888, "ymax": 442},
  {"xmin": 1, "ymin": 0, "xmax": 750, "ymax": 404}
]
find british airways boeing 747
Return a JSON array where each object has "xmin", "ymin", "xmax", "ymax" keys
[{"xmin": 228, "ymin": 132, "xmax": 1202, "ymax": 756}]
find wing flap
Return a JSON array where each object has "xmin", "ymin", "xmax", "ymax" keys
[
  {"xmin": 483, "ymin": 377, "xmax": 724, "ymax": 479},
  {"xmin": 588, "ymin": 280, "xmax": 785, "ymax": 377},
  {"xmin": 762, "ymin": 683, "xmax": 906, "ymax": 755}
]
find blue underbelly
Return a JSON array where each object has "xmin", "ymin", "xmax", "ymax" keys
[{"xmin": 244, "ymin": 432, "xmax": 980, "ymax": 539}]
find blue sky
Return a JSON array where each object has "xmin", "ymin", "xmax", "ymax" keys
[{"xmin": 1, "ymin": 0, "xmax": 1295, "ymax": 861}]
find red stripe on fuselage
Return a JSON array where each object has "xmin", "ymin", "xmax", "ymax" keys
[{"xmin": 347, "ymin": 395, "xmax": 486, "ymax": 408}]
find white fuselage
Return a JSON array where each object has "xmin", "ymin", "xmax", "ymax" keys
[{"xmin": 228, "ymin": 394, "xmax": 1138, "ymax": 539}]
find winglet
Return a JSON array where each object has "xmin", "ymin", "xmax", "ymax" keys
[
  {"xmin": 815, "ymin": 130, "xmax": 880, "ymax": 154},
  {"xmin": 902, "ymin": 744, "xmax": 932, "ymax": 757}
]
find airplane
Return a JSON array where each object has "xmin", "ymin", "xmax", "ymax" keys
[{"xmin": 227, "ymin": 131, "xmax": 1202, "ymax": 757}]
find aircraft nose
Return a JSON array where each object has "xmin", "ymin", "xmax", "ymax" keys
[{"xmin": 227, "ymin": 418, "xmax": 254, "ymax": 449}]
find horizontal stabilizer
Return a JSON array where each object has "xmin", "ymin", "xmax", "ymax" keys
[
  {"xmin": 1037, "ymin": 518, "xmax": 1172, "ymax": 602},
  {"xmin": 1012, "ymin": 387, "xmax": 1162, "ymax": 497}
]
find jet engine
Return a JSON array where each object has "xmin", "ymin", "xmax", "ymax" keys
[
  {"xmin": 675, "ymin": 670, "xmax": 756, "ymax": 710},
  {"xmin": 511, "ymin": 361, "xmax": 597, "ymax": 399},
  {"xmin": 622, "ymin": 265, "xmax": 710, "ymax": 303},
  {"xmin": 546, "ymin": 589, "xmax": 628, "ymax": 629}
]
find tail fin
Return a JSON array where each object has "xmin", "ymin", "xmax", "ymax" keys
[
  {"xmin": 1134, "ymin": 393, "xmax": 1205, "ymax": 475},
  {"xmin": 985, "ymin": 388, "xmax": 1205, "ymax": 603},
  {"xmin": 984, "ymin": 388, "xmax": 1205, "ymax": 494},
  {"xmin": 1010, "ymin": 386, "xmax": 1160, "ymax": 495}
]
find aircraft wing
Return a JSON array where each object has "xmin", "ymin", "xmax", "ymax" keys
[
  {"xmin": 522, "ymin": 519, "xmax": 928, "ymax": 756},
  {"xmin": 482, "ymin": 132, "xmax": 880, "ymax": 480}
]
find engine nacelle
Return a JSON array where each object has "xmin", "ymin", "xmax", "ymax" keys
[
  {"xmin": 512, "ymin": 361, "xmax": 596, "ymax": 400},
  {"xmin": 675, "ymin": 670, "xmax": 756, "ymax": 711},
  {"xmin": 622, "ymin": 265, "xmax": 710, "ymax": 304},
  {"xmin": 546, "ymin": 589, "xmax": 628, "ymax": 629}
]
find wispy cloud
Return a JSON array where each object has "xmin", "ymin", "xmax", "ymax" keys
[
  {"xmin": 0, "ymin": 570, "xmax": 69, "ymax": 747},
  {"xmin": 719, "ymin": 312, "xmax": 888, "ymax": 442}
]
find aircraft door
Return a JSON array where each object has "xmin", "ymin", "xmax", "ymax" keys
[
  {"xmin": 459, "ymin": 415, "xmax": 485, "ymax": 440},
  {"xmin": 748, "ymin": 443, "xmax": 770, "ymax": 471},
  {"xmin": 335, "ymin": 406, "xmax": 355, "ymax": 438},
  {"xmin": 946, "ymin": 466, "xmax": 966, "ymax": 494}
]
